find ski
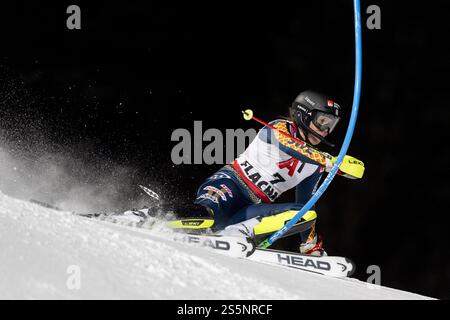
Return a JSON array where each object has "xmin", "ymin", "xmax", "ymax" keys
[
  {"xmin": 171, "ymin": 233, "xmax": 256, "ymax": 258},
  {"xmin": 28, "ymin": 199, "xmax": 353, "ymax": 276},
  {"xmin": 248, "ymin": 248, "xmax": 355, "ymax": 277},
  {"xmin": 73, "ymin": 211, "xmax": 253, "ymax": 258}
]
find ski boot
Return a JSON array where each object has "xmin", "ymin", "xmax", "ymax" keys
[
  {"xmin": 215, "ymin": 217, "xmax": 261, "ymax": 239},
  {"xmin": 81, "ymin": 206, "xmax": 159, "ymax": 228},
  {"xmin": 110, "ymin": 207, "xmax": 158, "ymax": 227},
  {"xmin": 299, "ymin": 227, "xmax": 327, "ymax": 257},
  {"xmin": 165, "ymin": 203, "xmax": 215, "ymax": 233}
]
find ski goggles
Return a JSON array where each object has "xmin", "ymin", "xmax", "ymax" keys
[{"xmin": 311, "ymin": 111, "xmax": 340, "ymax": 133}]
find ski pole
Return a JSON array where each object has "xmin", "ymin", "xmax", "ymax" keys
[
  {"xmin": 257, "ymin": 0, "xmax": 363, "ymax": 249},
  {"xmin": 241, "ymin": 109, "xmax": 335, "ymax": 166},
  {"xmin": 242, "ymin": 109, "xmax": 310, "ymax": 147}
]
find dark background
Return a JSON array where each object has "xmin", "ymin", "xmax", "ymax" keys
[{"xmin": 1, "ymin": 1, "xmax": 449, "ymax": 298}]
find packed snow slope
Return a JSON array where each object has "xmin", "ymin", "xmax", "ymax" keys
[{"xmin": 0, "ymin": 191, "xmax": 431, "ymax": 300}]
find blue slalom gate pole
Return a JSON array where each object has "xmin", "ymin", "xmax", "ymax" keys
[{"xmin": 259, "ymin": 0, "xmax": 363, "ymax": 248}]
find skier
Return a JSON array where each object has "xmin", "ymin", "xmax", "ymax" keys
[
  {"xmin": 183, "ymin": 90, "xmax": 344, "ymax": 256},
  {"xmin": 109, "ymin": 90, "xmax": 362, "ymax": 256}
]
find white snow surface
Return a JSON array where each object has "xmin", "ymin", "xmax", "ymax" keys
[{"xmin": 0, "ymin": 191, "xmax": 431, "ymax": 300}]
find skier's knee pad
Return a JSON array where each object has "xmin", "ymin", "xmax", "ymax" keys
[{"xmin": 253, "ymin": 210, "xmax": 317, "ymax": 242}]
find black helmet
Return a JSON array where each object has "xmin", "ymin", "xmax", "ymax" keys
[{"xmin": 289, "ymin": 90, "xmax": 341, "ymax": 147}]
